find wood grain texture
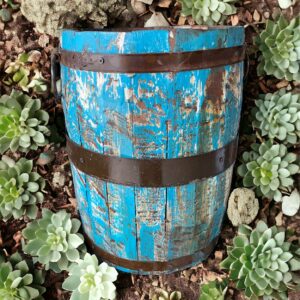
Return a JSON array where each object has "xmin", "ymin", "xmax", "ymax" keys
[{"xmin": 61, "ymin": 26, "xmax": 244, "ymax": 274}]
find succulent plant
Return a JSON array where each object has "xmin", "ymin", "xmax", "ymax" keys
[
  {"xmin": 0, "ymin": 90, "xmax": 50, "ymax": 154},
  {"xmin": 151, "ymin": 288, "xmax": 182, "ymax": 300},
  {"xmin": 4, "ymin": 53, "xmax": 31, "ymax": 91},
  {"xmin": 62, "ymin": 253, "xmax": 118, "ymax": 300},
  {"xmin": 220, "ymin": 221, "xmax": 300, "ymax": 300},
  {"xmin": 0, "ymin": 155, "xmax": 45, "ymax": 221},
  {"xmin": 0, "ymin": 252, "xmax": 45, "ymax": 300},
  {"xmin": 255, "ymin": 15, "xmax": 300, "ymax": 81},
  {"xmin": 179, "ymin": 0, "xmax": 237, "ymax": 26},
  {"xmin": 22, "ymin": 209, "xmax": 86, "ymax": 273},
  {"xmin": 252, "ymin": 89, "xmax": 300, "ymax": 145},
  {"xmin": 199, "ymin": 280, "xmax": 228, "ymax": 300},
  {"xmin": 3, "ymin": 53, "xmax": 47, "ymax": 93},
  {"xmin": 27, "ymin": 70, "xmax": 47, "ymax": 94},
  {"xmin": 237, "ymin": 140, "xmax": 299, "ymax": 201}
]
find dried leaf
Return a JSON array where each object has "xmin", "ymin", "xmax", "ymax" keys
[
  {"xmin": 231, "ymin": 14, "xmax": 239, "ymax": 26},
  {"xmin": 253, "ymin": 9, "xmax": 260, "ymax": 22},
  {"xmin": 158, "ymin": 0, "xmax": 172, "ymax": 8}
]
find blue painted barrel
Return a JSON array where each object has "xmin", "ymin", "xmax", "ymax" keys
[{"xmin": 60, "ymin": 26, "xmax": 244, "ymax": 274}]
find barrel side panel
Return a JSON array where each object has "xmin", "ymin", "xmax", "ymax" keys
[
  {"xmin": 71, "ymin": 69, "xmax": 139, "ymax": 261},
  {"xmin": 130, "ymin": 72, "xmax": 173, "ymax": 262},
  {"xmin": 61, "ymin": 66, "xmax": 94, "ymax": 239},
  {"xmin": 92, "ymin": 72, "xmax": 138, "ymax": 261},
  {"xmin": 166, "ymin": 69, "xmax": 209, "ymax": 259},
  {"xmin": 165, "ymin": 60, "xmax": 243, "ymax": 260}
]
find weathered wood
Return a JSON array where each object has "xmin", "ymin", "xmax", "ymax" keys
[{"xmin": 61, "ymin": 26, "xmax": 244, "ymax": 274}]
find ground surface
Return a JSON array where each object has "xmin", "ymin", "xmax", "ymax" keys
[{"xmin": 0, "ymin": 0, "xmax": 299, "ymax": 299}]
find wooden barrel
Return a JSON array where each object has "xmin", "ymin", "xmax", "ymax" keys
[{"xmin": 60, "ymin": 26, "xmax": 244, "ymax": 274}]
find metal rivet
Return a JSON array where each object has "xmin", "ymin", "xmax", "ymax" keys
[
  {"xmin": 99, "ymin": 57, "xmax": 105, "ymax": 64},
  {"xmin": 219, "ymin": 156, "xmax": 224, "ymax": 163}
]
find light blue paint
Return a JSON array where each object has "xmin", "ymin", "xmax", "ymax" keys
[{"xmin": 61, "ymin": 26, "xmax": 244, "ymax": 274}]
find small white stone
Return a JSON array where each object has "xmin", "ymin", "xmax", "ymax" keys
[
  {"xmin": 282, "ymin": 189, "xmax": 300, "ymax": 216},
  {"xmin": 131, "ymin": 0, "xmax": 147, "ymax": 15},
  {"xmin": 144, "ymin": 12, "xmax": 169, "ymax": 27},
  {"xmin": 227, "ymin": 188, "xmax": 259, "ymax": 226},
  {"xmin": 52, "ymin": 171, "xmax": 66, "ymax": 188}
]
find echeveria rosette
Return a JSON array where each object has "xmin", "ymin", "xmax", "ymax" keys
[
  {"xmin": 62, "ymin": 253, "xmax": 118, "ymax": 300},
  {"xmin": 252, "ymin": 89, "xmax": 300, "ymax": 145},
  {"xmin": 179, "ymin": 0, "xmax": 237, "ymax": 26},
  {"xmin": 237, "ymin": 140, "xmax": 299, "ymax": 201},
  {"xmin": 0, "ymin": 90, "xmax": 50, "ymax": 154},
  {"xmin": 22, "ymin": 209, "xmax": 86, "ymax": 273},
  {"xmin": 255, "ymin": 15, "xmax": 300, "ymax": 82},
  {"xmin": 0, "ymin": 252, "xmax": 46, "ymax": 300},
  {"xmin": 0, "ymin": 155, "xmax": 45, "ymax": 221},
  {"xmin": 220, "ymin": 221, "xmax": 300, "ymax": 300},
  {"xmin": 199, "ymin": 280, "xmax": 228, "ymax": 300}
]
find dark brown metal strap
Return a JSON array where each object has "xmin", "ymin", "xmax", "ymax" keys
[
  {"xmin": 84, "ymin": 233, "xmax": 218, "ymax": 272},
  {"xmin": 61, "ymin": 46, "xmax": 245, "ymax": 73},
  {"xmin": 66, "ymin": 136, "xmax": 238, "ymax": 187}
]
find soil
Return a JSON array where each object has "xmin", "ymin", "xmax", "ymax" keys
[{"xmin": 0, "ymin": 0, "xmax": 299, "ymax": 299}]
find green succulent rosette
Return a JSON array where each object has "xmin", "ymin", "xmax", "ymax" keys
[
  {"xmin": 0, "ymin": 252, "xmax": 45, "ymax": 300},
  {"xmin": 22, "ymin": 209, "xmax": 86, "ymax": 273},
  {"xmin": 199, "ymin": 280, "xmax": 227, "ymax": 300},
  {"xmin": 237, "ymin": 140, "xmax": 299, "ymax": 201},
  {"xmin": 62, "ymin": 253, "xmax": 118, "ymax": 300},
  {"xmin": 255, "ymin": 15, "xmax": 300, "ymax": 82},
  {"xmin": 0, "ymin": 155, "xmax": 45, "ymax": 221},
  {"xmin": 220, "ymin": 221, "xmax": 300, "ymax": 300},
  {"xmin": 252, "ymin": 89, "xmax": 300, "ymax": 145},
  {"xmin": 0, "ymin": 90, "xmax": 50, "ymax": 154},
  {"xmin": 179, "ymin": 0, "xmax": 237, "ymax": 25}
]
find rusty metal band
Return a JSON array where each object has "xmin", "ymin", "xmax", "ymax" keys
[
  {"xmin": 60, "ymin": 46, "xmax": 245, "ymax": 73},
  {"xmin": 66, "ymin": 136, "xmax": 238, "ymax": 187},
  {"xmin": 84, "ymin": 232, "xmax": 218, "ymax": 272}
]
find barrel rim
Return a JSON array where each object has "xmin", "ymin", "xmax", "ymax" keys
[{"xmin": 61, "ymin": 25, "xmax": 245, "ymax": 33}]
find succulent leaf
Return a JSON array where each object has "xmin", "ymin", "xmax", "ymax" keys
[
  {"xmin": 220, "ymin": 221, "xmax": 300, "ymax": 300},
  {"xmin": 199, "ymin": 280, "xmax": 227, "ymax": 300},
  {"xmin": 237, "ymin": 140, "xmax": 299, "ymax": 201},
  {"xmin": 0, "ymin": 90, "xmax": 50, "ymax": 154},
  {"xmin": 151, "ymin": 288, "xmax": 182, "ymax": 300},
  {"xmin": 62, "ymin": 253, "xmax": 118, "ymax": 300},
  {"xmin": 179, "ymin": 0, "xmax": 238, "ymax": 25},
  {"xmin": 0, "ymin": 156, "xmax": 44, "ymax": 221},
  {"xmin": 22, "ymin": 209, "xmax": 86, "ymax": 273},
  {"xmin": 0, "ymin": 252, "xmax": 45, "ymax": 300},
  {"xmin": 255, "ymin": 15, "xmax": 300, "ymax": 81},
  {"xmin": 252, "ymin": 89, "xmax": 300, "ymax": 145}
]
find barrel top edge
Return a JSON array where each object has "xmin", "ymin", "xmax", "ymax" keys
[
  {"xmin": 61, "ymin": 26, "xmax": 244, "ymax": 54},
  {"xmin": 61, "ymin": 25, "xmax": 244, "ymax": 34}
]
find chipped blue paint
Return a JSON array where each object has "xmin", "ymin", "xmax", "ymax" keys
[{"xmin": 60, "ymin": 26, "xmax": 244, "ymax": 274}]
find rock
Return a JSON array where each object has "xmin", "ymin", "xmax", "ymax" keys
[
  {"xmin": 144, "ymin": 12, "xmax": 169, "ymax": 27},
  {"xmin": 0, "ymin": 8, "xmax": 12, "ymax": 22},
  {"xmin": 37, "ymin": 151, "xmax": 55, "ymax": 166},
  {"xmin": 227, "ymin": 188, "xmax": 259, "ymax": 226},
  {"xmin": 21, "ymin": 0, "xmax": 125, "ymax": 37},
  {"xmin": 52, "ymin": 171, "xmax": 66, "ymax": 188},
  {"xmin": 131, "ymin": 0, "xmax": 147, "ymax": 15},
  {"xmin": 282, "ymin": 189, "xmax": 300, "ymax": 216}
]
